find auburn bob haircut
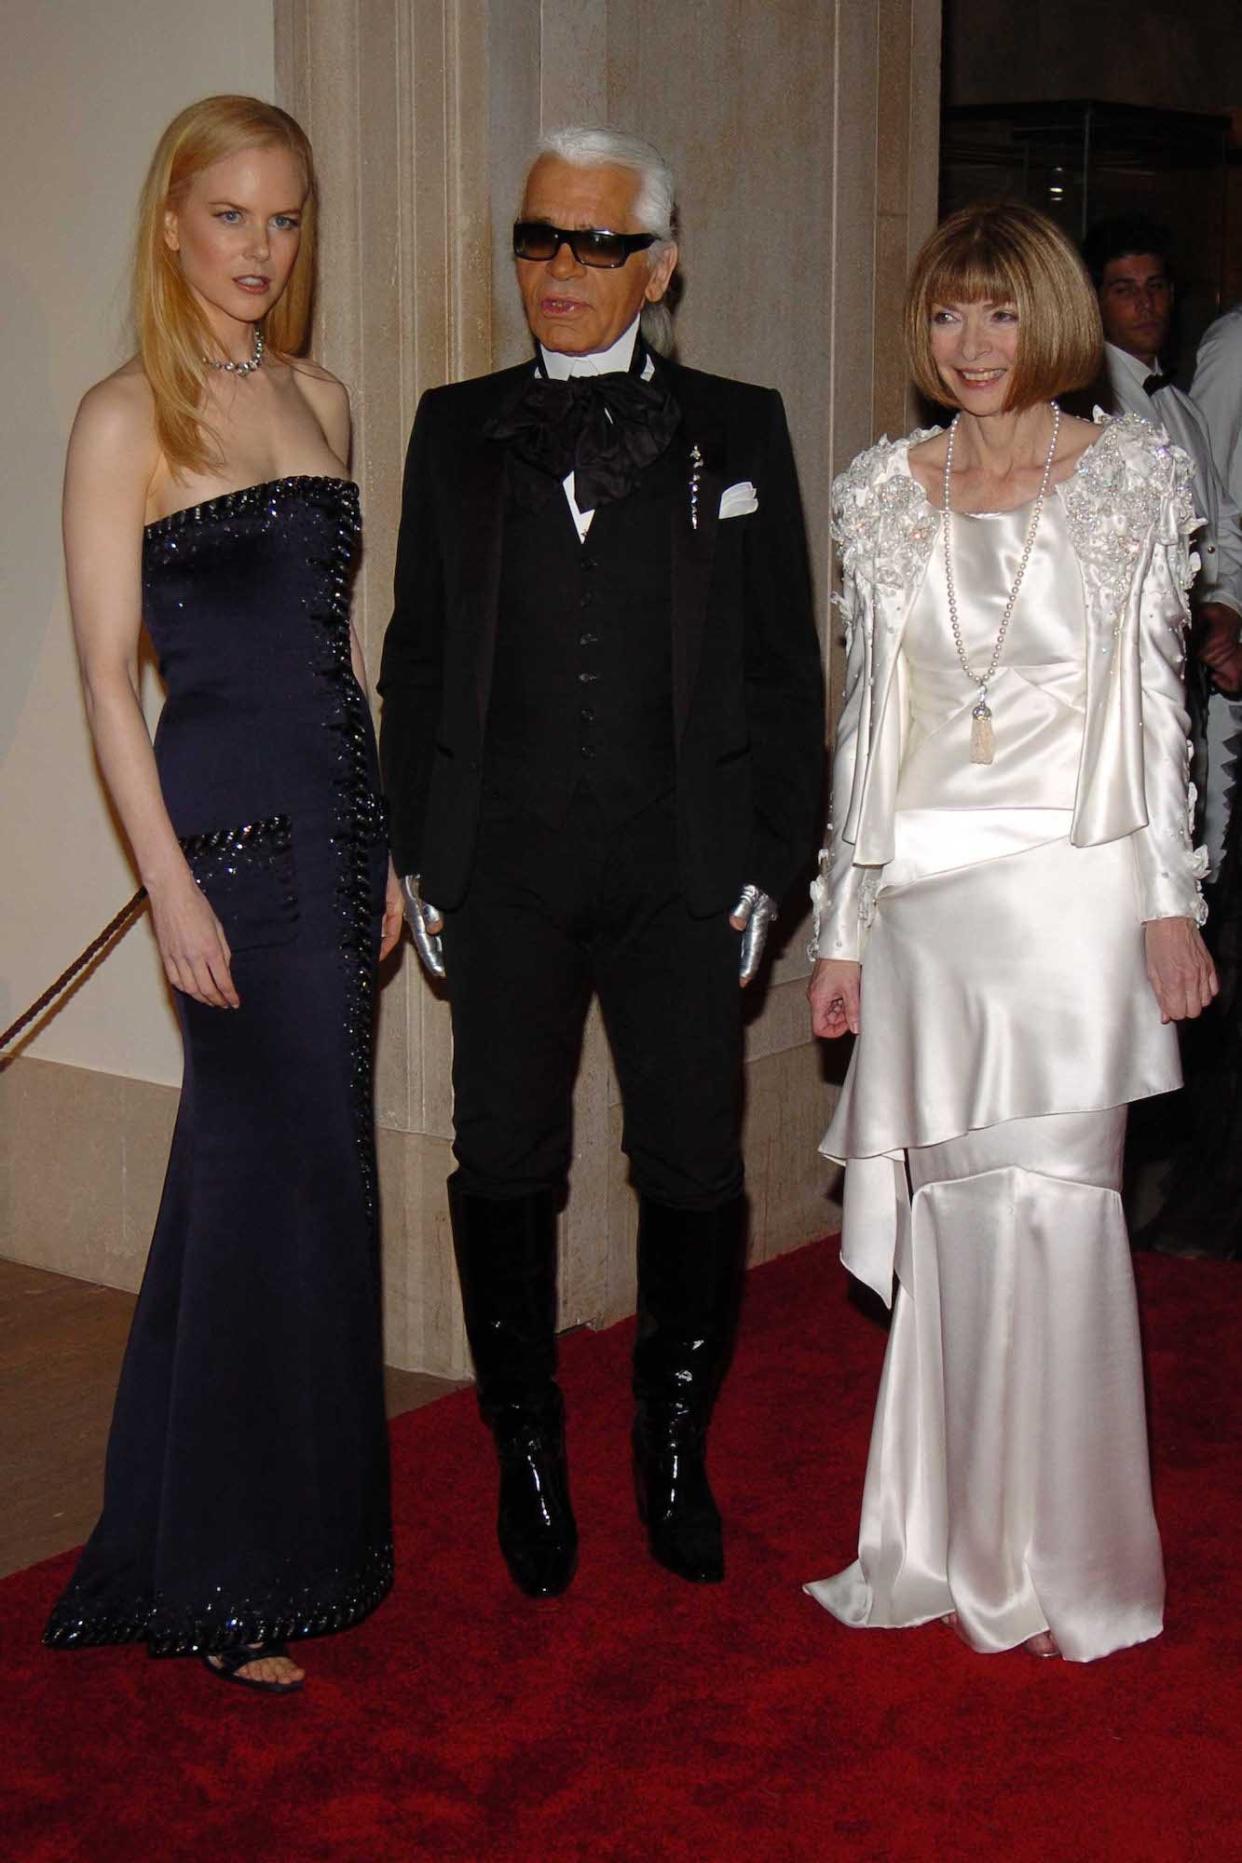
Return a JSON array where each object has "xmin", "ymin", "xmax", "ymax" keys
[
  {"xmin": 904, "ymin": 202, "xmax": 1102, "ymax": 412},
  {"xmin": 133, "ymin": 95, "xmax": 317, "ymax": 477}
]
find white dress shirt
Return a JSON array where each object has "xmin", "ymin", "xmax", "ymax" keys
[
  {"xmin": 538, "ymin": 316, "xmax": 652, "ymax": 542},
  {"xmin": 1191, "ymin": 307, "xmax": 1242, "ymax": 512},
  {"xmin": 1104, "ymin": 341, "xmax": 1242, "ymax": 618},
  {"xmin": 1105, "ymin": 341, "xmax": 1242, "ymax": 871}
]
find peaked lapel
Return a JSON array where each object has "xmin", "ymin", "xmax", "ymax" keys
[{"xmin": 663, "ymin": 363, "xmax": 726, "ymax": 743}]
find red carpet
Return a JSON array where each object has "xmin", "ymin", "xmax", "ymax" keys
[{"xmin": 4, "ymin": 1241, "xmax": 1240, "ymax": 1862}]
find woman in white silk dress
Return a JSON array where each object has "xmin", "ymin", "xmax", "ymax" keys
[{"xmin": 805, "ymin": 204, "xmax": 1218, "ymax": 1664}]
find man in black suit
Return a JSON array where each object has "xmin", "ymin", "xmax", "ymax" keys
[{"xmin": 379, "ymin": 127, "xmax": 823, "ymax": 1598}]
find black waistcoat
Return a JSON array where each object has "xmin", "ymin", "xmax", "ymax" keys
[{"xmin": 483, "ymin": 449, "xmax": 678, "ymax": 827}]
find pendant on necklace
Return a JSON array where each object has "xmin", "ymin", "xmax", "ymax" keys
[{"xmin": 970, "ymin": 688, "xmax": 995, "ymax": 765}]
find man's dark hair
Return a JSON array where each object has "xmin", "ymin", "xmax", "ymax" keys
[{"xmin": 1081, "ymin": 215, "xmax": 1174, "ymax": 287}]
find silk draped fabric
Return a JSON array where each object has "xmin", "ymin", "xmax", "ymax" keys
[{"xmin": 807, "ymin": 496, "xmax": 1174, "ymax": 1662}]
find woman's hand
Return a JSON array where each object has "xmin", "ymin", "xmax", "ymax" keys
[
  {"xmin": 149, "ymin": 868, "xmax": 239, "ymax": 1009},
  {"xmin": 1144, "ymin": 916, "xmax": 1218, "ymax": 1023},
  {"xmin": 380, "ymin": 861, "xmax": 405, "ymax": 962},
  {"xmin": 808, "ymin": 958, "xmax": 862, "ymax": 1039}
]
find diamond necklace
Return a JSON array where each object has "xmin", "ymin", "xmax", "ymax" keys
[
  {"xmin": 942, "ymin": 401, "xmax": 1060, "ymax": 765},
  {"xmin": 203, "ymin": 325, "xmax": 265, "ymax": 377}
]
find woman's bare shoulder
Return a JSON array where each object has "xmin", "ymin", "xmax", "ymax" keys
[
  {"xmin": 906, "ymin": 428, "xmax": 949, "ymax": 471},
  {"xmin": 286, "ymin": 355, "xmax": 346, "ymax": 389},
  {"xmin": 74, "ymin": 361, "xmax": 155, "ymax": 442},
  {"xmin": 1055, "ymin": 411, "xmax": 1101, "ymax": 466},
  {"xmin": 285, "ymin": 358, "xmax": 351, "ymax": 462},
  {"xmin": 69, "ymin": 363, "xmax": 159, "ymax": 480},
  {"xmin": 287, "ymin": 356, "xmax": 349, "ymax": 410}
]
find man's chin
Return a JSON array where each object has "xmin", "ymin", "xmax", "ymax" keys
[{"xmin": 533, "ymin": 327, "xmax": 601, "ymax": 356}]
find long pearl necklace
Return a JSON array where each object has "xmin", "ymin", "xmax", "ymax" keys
[
  {"xmin": 942, "ymin": 402, "xmax": 1060, "ymax": 765},
  {"xmin": 203, "ymin": 325, "xmax": 265, "ymax": 377}
]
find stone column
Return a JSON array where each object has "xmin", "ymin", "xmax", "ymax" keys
[{"xmin": 275, "ymin": 0, "xmax": 941, "ymax": 1375}]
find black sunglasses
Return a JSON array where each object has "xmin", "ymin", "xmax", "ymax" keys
[{"xmin": 512, "ymin": 221, "xmax": 658, "ymax": 270}]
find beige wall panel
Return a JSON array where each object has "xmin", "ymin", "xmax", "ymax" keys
[
  {"xmin": 7, "ymin": 1, "xmax": 938, "ymax": 1378},
  {"xmin": 560, "ymin": 1008, "xmax": 617, "ymax": 1331},
  {"xmin": 0, "ymin": 1062, "xmax": 124, "ymax": 1286},
  {"xmin": 539, "ymin": 0, "xmax": 609, "ymax": 128},
  {"xmin": 118, "ymin": 1079, "xmax": 180, "ymax": 1288},
  {"xmin": 1, "ymin": 1059, "xmax": 174, "ymax": 1294},
  {"xmin": 744, "ymin": 975, "xmax": 822, "ymax": 1066},
  {"xmin": 486, "ymin": 0, "xmax": 542, "ymax": 366},
  {"xmin": 743, "ymin": 1041, "xmax": 842, "ymax": 1264},
  {"xmin": 377, "ymin": 1123, "xmax": 467, "ymax": 1374},
  {"xmin": 876, "ymin": 0, "xmax": 914, "ymax": 219},
  {"xmin": 907, "ymin": 0, "xmax": 942, "ymax": 266},
  {"xmin": 0, "ymin": 2, "xmax": 275, "ymax": 1090},
  {"xmin": 873, "ymin": 210, "xmax": 918, "ymax": 440}
]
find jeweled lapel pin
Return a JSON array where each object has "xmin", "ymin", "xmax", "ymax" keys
[{"xmin": 689, "ymin": 443, "xmax": 704, "ymax": 531}]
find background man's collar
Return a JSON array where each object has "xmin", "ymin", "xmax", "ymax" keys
[
  {"xmin": 540, "ymin": 316, "xmax": 645, "ymax": 380},
  {"xmin": 1107, "ymin": 340, "xmax": 1162, "ymax": 385}
]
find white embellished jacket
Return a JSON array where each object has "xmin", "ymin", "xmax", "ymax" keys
[{"xmin": 811, "ymin": 413, "xmax": 1208, "ymax": 963}]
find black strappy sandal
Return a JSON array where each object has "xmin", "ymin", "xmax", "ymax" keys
[{"xmin": 200, "ymin": 1639, "xmax": 305, "ymax": 1695}]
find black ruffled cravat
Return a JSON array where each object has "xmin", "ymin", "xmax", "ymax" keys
[{"xmin": 485, "ymin": 357, "xmax": 681, "ymax": 511}]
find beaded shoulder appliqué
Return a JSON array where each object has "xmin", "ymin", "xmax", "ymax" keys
[
  {"xmin": 831, "ymin": 427, "xmax": 942, "ymax": 607},
  {"xmin": 1058, "ymin": 414, "xmax": 1200, "ymax": 623}
]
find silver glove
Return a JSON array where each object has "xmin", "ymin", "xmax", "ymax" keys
[
  {"xmin": 400, "ymin": 873, "xmax": 446, "ymax": 980},
  {"xmin": 731, "ymin": 884, "xmax": 778, "ymax": 986}
]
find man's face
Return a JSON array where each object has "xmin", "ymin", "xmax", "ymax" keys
[
  {"xmin": 516, "ymin": 156, "xmax": 678, "ymax": 356},
  {"xmin": 1097, "ymin": 252, "xmax": 1173, "ymax": 366}
]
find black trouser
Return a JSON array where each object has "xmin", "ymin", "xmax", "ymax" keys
[{"xmin": 442, "ymin": 788, "xmax": 744, "ymax": 1209}]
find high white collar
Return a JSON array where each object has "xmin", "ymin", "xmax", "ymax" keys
[{"xmin": 539, "ymin": 316, "xmax": 642, "ymax": 380}]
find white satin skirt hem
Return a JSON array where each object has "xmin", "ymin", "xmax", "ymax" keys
[
  {"xmin": 807, "ymin": 1121, "xmax": 1165, "ymax": 1666},
  {"xmin": 802, "ymin": 1568, "xmax": 1163, "ymax": 1664}
]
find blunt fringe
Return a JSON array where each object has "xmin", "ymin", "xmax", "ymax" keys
[
  {"xmin": 134, "ymin": 95, "xmax": 317, "ymax": 477},
  {"xmin": 905, "ymin": 202, "xmax": 1102, "ymax": 412}
]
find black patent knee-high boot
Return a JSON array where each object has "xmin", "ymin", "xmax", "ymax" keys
[
  {"xmin": 631, "ymin": 1196, "xmax": 747, "ymax": 1583},
  {"xmin": 448, "ymin": 1179, "xmax": 578, "ymax": 1598}
]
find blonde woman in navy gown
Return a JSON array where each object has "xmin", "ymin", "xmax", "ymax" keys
[
  {"xmin": 43, "ymin": 97, "xmax": 403, "ymax": 1691},
  {"xmin": 805, "ymin": 204, "xmax": 1216, "ymax": 1662}
]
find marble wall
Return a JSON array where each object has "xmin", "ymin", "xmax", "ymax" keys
[
  {"xmin": 271, "ymin": 0, "xmax": 940, "ymax": 1375},
  {"xmin": 1, "ymin": 0, "xmax": 940, "ymax": 1379}
]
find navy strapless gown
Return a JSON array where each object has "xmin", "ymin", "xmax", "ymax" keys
[{"xmin": 44, "ymin": 477, "xmax": 393, "ymax": 1656}]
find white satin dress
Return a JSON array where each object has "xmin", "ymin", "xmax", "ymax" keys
[{"xmin": 806, "ymin": 493, "xmax": 1177, "ymax": 1663}]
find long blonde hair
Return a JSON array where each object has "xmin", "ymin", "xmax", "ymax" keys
[{"xmin": 134, "ymin": 95, "xmax": 318, "ymax": 477}]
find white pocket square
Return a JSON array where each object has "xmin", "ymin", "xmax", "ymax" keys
[{"xmin": 719, "ymin": 480, "xmax": 758, "ymax": 519}]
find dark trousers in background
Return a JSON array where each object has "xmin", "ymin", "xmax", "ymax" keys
[{"xmin": 442, "ymin": 787, "xmax": 744, "ymax": 1210}]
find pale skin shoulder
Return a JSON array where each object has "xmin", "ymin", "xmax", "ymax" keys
[{"xmin": 284, "ymin": 355, "xmax": 352, "ymax": 466}]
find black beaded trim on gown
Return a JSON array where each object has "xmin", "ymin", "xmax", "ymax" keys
[{"xmin": 45, "ymin": 478, "xmax": 394, "ymax": 1656}]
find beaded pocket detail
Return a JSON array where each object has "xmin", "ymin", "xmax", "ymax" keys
[{"xmin": 178, "ymin": 813, "xmax": 298, "ymax": 952}]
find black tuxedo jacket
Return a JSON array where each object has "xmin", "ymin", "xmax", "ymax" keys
[{"xmin": 377, "ymin": 353, "xmax": 824, "ymax": 916}]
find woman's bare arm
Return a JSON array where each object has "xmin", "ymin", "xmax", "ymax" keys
[{"xmin": 64, "ymin": 374, "xmax": 239, "ymax": 1008}]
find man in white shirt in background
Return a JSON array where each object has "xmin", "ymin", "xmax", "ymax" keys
[
  {"xmin": 1193, "ymin": 302, "xmax": 1242, "ymax": 531},
  {"xmin": 1084, "ymin": 215, "xmax": 1242, "ymax": 875}
]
